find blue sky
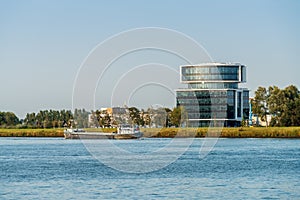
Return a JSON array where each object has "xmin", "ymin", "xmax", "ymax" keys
[{"xmin": 1, "ymin": 0, "xmax": 299, "ymax": 118}]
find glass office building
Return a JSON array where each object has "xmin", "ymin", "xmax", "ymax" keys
[{"xmin": 176, "ymin": 63, "xmax": 249, "ymax": 127}]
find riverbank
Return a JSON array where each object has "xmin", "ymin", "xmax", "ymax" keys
[
  {"xmin": 0, "ymin": 127, "xmax": 300, "ymax": 138},
  {"xmin": 0, "ymin": 128, "xmax": 117, "ymax": 137},
  {"xmin": 0, "ymin": 128, "xmax": 64, "ymax": 137},
  {"xmin": 141, "ymin": 127, "xmax": 300, "ymax": 138}
]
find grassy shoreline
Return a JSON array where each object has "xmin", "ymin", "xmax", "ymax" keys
[
  {"xmin": 141, "ymin": 127, "xmax": 300, "ymax": 138},
  {"xmin": 0, "ymin": 128, "xmax": 64, "ymax": 137},
  {"xmin": 0, "ymin": 127, "xmax": 300, "ymax": 138}
]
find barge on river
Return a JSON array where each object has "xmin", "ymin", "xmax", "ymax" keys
[{"xmin": 64, "ymin": 124, "xmax": 143, "ymax": 139}]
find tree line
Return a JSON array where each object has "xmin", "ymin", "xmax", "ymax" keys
[
  {"xmin": 0, "ymin": 107, "xmax": 186, "ymax": 129},
  {"xmin": 2, "ymin": 84, "xmax": 298, "ymax": 129},
  {"xmin": 23, "ymin": 109, "xmax": 74, "ymax": 128},
  {"xmin": 252, "ymin": 85, "xmax": 300, "ymax": 126},
  {"xmin": 0, "ymin": 112, "xmax": 19, "ymax": 127},
  {"xmin": 89, "ymin": 106, "xmax": 186, "ymax": 128}
]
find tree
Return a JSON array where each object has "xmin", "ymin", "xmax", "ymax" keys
[
  {"xmin": 253, "ymin": 85, "xmax": 300, "ymax": 127},
  {"xmin": 0, "ymin": 112, "xmax": 4, "ymax": 126},
  {"xmin": 59, "ymin": 109, "xmax": 73, "ymax": 127},
  {"xmin": 23, "ymin": 109, "xmax": 73, "ymax": 128},
  {"xmin": 164, "ymin": 108, "xmax": 172, "ymax": 127},
  {"xmin": 99, "ymin": 110, "xmax": 111, "ymax": 128},
  {"xmin": 282, "ymin": 85, "xmax": 300, "ymax": 126},
  {"xmin": 137, "ymin": 109, "xmax": 146, "ymax": 127},
  {"xmin": 89, "ymin": 110, "xmax": 100, "ymax": 128},
  {"xmin": 295, "ymin": 97, "xmax": 300, "ymax": 126},
  {"xmin": 24, "ymin": 112, "xmax": 36, "ymax": 128},
  {"xmin": 268, "ymin": 86, "xmax": 283, "ymax": 115},
  {"xmin": 128, "ymin": 107, "xmax": 143, "ymax": 125},
  {"xmin": 74, "ymin": 108, "xmax": 89, "ymax": 128},
  {"xmin": 142, "ymin": 109, "xmax": 151, "ymax": 127},
  {"xmin": 0, "ymin": 112, "xmax": 20, "ymax": 127},
  {"xmin": 252, "ymin": 86, "xmax": 269, "ymax": 126},
  {"xmin": 272, "ymin": 85, "xmax": 300, "ymax": 126},
  {"xmin": 170, "ymin": 106, "xmax": 187, "ymax": 127}
]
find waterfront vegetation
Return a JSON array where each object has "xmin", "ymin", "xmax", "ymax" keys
[
  {"xmin": 1, "ymin": 85, "xmax": 299, "ymax": 129},
  {"xmin": 1, "ymin": 127, "xmax": 300, "ymax": 138},
  {"xmin": 252, "ymin": 85, "xmax": 300, "ymax": 127},
  {"xmin": 141, "ymin": 127, "xmax": 300, "ymax": 138},
  {"xmin": 0, "ymin": 85, "xmax": 299, "ymax": 138},
  {"xmin": 0, "ymin": 128, "xmax": 64, "ymax": 137}
]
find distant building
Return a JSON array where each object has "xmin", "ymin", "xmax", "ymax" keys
[
  {"xmin": 111, "ymin": 107, "xmax": 128, "ymax": 126},
  {"xmin": 88, "ymin": 113, "xmax": 94, "ymax": 127},
  {"xmin": 89, "ymin": 107, "xmax": 128, "ymax": 127},
  {"xmin": 112, "ymin": 107, "xmax": 127, "ymax": 115},
  {"xmin": 176, "ymin": 63, "xmax": 249, "ymax": 127},
  {"xmin": 250, "ymin": 114, "xmax": 272, "ymax": 127}
]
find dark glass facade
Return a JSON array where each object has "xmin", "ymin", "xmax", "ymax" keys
[
  {"xmin": 188, "ymin": 83, "xmax": 238, "ymax": 89},
  {"xmin": 243, "ymin": 91, "xmax": 250, "ymax": 119},
  {"xmin": 181, "ymin": 65, "xmax": 246, "ymax": 82},
  {"xmin": 176, "ymin": 63, "xmax": 249, "ymax": 127}
]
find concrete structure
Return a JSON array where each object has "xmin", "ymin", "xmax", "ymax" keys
[{"xmin": 176, "ymin": 63, "xmax": 249, "ymax": 127}]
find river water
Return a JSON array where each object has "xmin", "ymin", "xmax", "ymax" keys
[{"xmin": 1, "ymin": 137, "xmax": 300, "ymax": 199}]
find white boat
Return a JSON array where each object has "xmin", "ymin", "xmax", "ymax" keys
[
  {"xmin": 64, "ymin": 125, "xmax": 143, "ymax": 139},
  {"xmin": 114, "ymin": 124, "xmax": 143, "ymax": 139}
]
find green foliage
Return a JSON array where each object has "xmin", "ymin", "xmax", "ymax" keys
[
  {"xmin": 271, "ymin": 85, "xmax": 300, "ymax": 126},
  {"xmin": 140, "ymin": 109, "xmax": 150, "ymax": 127},
  {"xmin": 252, "ymin": 86, "xmax": 269, "ymax": 126},
  {"xmin": 23, "ymin": 109, "xmax": 73, "ymax": 129},
  {"xmin": 128, "ymin": 107, "xmax": 143, "ymax": 126},
  {"xmin": 73, "ymin": 109, "xmax": 89, "ymax": 128},
  {"xmin": 90, "ymin": 106, "xmax": 187, "ymax": 128},
  {"xmin": 169, "ymin": 106, "xmax": 188, "ymax": 127},
  {"xmin": 101, "ymin": 110, "xmax": 112, "ymax": 127},
  {"xmin": 0, "ymin": 111, "xmax": 20, "ymax": 127},
  {"xmin": 252, "ymin": 85, "xmax": 300, "ymax": 127},
  {"xmin": 89, "ymin": 110, "xmax": 100, "ymax": 128},
  {"xmin": 90, "ymin": 109, "xmax": 114, "ymax": 128}
]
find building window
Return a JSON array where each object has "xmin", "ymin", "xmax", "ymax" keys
[{"xmin": 237, "ymin": 92, "xmax": 242, "ymax": 118}]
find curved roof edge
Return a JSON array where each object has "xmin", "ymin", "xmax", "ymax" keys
[{"xmin": 181, "ymin": 62, "xmax": 245, "ymax": 67}]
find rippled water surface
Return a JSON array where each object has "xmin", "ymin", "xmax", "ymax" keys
[{"xmin": 1, "ymin": 137, "xmax": 300, "ymax": 199}]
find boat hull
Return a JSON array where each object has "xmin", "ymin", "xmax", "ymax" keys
[
  {"xmin": 64, "ymin": 131, "xmax": 143, "ymax": 140},
  {"xmin": 114, "ymin": 132, "xmax": 143, "ymax": 140},
  {"xmin": 64, "ymin": 132, "xmax": 115, "ymax": 139}
]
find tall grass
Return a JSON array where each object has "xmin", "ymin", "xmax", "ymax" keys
[
  {"xmin": 141, "ymin": 127, "xmax": 300, "ymax": 138},
  {"xmin": 1, "ymin": 127, "xmax": 299, "ymax": 138},
  {"xmin": 0, "ymin": 129, "xmax": 64, "ymax": 137}
]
